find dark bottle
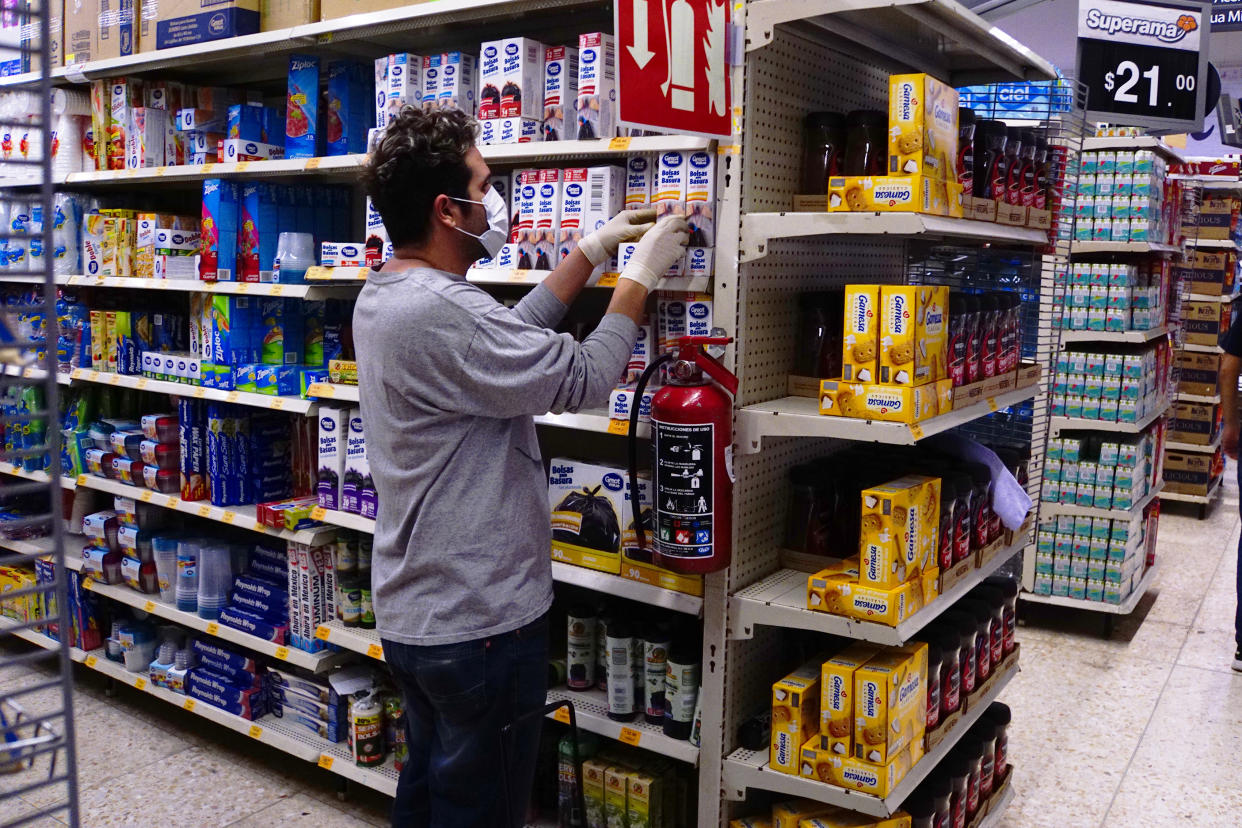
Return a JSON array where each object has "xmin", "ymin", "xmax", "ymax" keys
[
  {"xmin": 595, "ymin": 609, "xmax": 611, "ymax": 691},
  {"xmin": 934, "ymin": 627, "xmax": 963, "ymax": 718},
  {"xmin": 970, "ymin": 585, "xmax": 1007, "ymax": 667},
  {"xmin": 642, "ymin": 622, "xmax": 673, "ymax": 725},
  {"xmin": 957, "ymin": 108, "xmax": 976, "ymax": 192},
  {"xmin": 958, "ymin": 599, "xmax": 993, "ymax": 682},
  {"xmin": 983, "ymin": 576, "xmax": 1020, "ymax": 655},
  {"xmin": 962, "ymin": 294, "xmax": 982, "ymax": 384},
  {"xmin": 1019, "ymin": 130, "xmax": 1038, "ymax": 207},
  {"xmin": 975, "ymin": 120, "xmax": 1008, "ymax": 200},
  {"xmin": 977, "ymin": 294, "xmax": 999, "ymax": 380},
  {"xmin": 950, "ymin": 472, "xmax": 974, "ymax": 565},
  {"xmin": 924, "ymin": 641, "xmax": 942, "ymax": 732},
  {"xmin": 843, "ymin": 110, "xmax": 887, "ymax": 176},
  {"xmin": 1003, "ymin": 127, "xmax": 1024, "ymax": 205},
  {"xmin": 995, "ymin": 294, "xmax": 1013, "ymax": 374},
  {"xmin": 964, "ymin": 463, "xmax": 993, "ymax": 552},
  {"xmin": 604, "ymin": 618, "xmax": 638, "ymax": 722},
  {"xmin": 986, "ymin": 701, "xmax": 1012, "ymax": 778},
  {"xmin": 973, "ymin": 720, "xmax": 999, "ymax": 800},
  {"xmin": 946, "ymin": 756, "xmax": 971, "ymax": 828},
  {"xmin": 785, "ymin": 464, "xmax": 828, "ymax": 556},
  {"xmin": 937, "ymin": 478, "xmax": 956, "ymax": 571},
  {"xmin": 944, "ymin": 610, "xmax": 978, "ymax": 696},
  {"xmin": 566, "ymin": 605, "xmax": 597, "ymax": 690},
  {"xmin": 906, "ymin": 792, "xmax": 939, "ymax": 828},
  {"xmin": 801, "ymin": 112, "xmax": 847, "ymax": 194},
  {"xmin": 1034, "ymin": 132, "xmax": 1051, "ymax": 210},
  {"xmin": 794, "ymin": 292, "xmax": 842, "ymax": 378},
  {"xmin": 663, "ymin": 637, "xmax": 701, "ymax": 740},
  {"xmin": 957, "ymin": 737, "xmax": 985, "ymax": 821},
  {"xmin": 948, "ymin": 294, "xmax": 968, "ymax": 387}
]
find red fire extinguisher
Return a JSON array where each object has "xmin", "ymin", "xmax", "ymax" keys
[{"xmin": 627, "ymin": 336, "xmax": 738, "ymax": 574}]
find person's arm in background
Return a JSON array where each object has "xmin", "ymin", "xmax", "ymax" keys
[{"xmin": 1222, "ymin": 353, "xmax": 1241, "ymax": 459}]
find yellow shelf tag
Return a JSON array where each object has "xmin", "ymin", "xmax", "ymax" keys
[
  {"xmin": 318, "ymin": 754, "xmax": 334, "ymax": 769},
  {"xmin": 201, "ymin": 163, "xmax": 215, "ymax": 174},
  {"xmin": 222, "ymin": 511, "xmax": 236, "ymax": 524},
  {"xmin": 366, "ymin": 643, "xmax": 384, "ymax": 660},
  {"xmin": 311, "ymin": 507, "xmax": 327, "ymax": 520},
  {"xmin": 552, "ymin": 707, "xmax": 571, "ymax": 724},
  {"xmin": 206, "ymin": 622, "xmax": 220, "ymax": 636},
  {"xmin": 234, "ymin": 162, "xmax": 250, "ymax": 173},
  {"xmin": 271, "ymin": 399, "xmax": 286, "ymax": 410},
  {"xmin": 987, "ymin": 398, "xmax": 999, "ymax": 412},
  {"xmin": 608, "ymin": 136, "xmax": 632, "ymax": 151},
  {"xmin": 192, "ymin": 388, "xmax": 206, "ymax": 398},
  {"xmin": 315, "ymin": 626, "xmax": 331, "ymax": 641},
  {"xmin": 136, "ymin": 379, "xmax": 148, "ymax": 389},
  {"xmin": 85, "ymin": 656, "xmax": 97, "ymax": 668},
  {"xmin": 619, "ymin": 727, "xmax": 641, "ymax": 746},
  {"xmin": 597, "ymin": 273, "xmax": 620, "ymax": 287},
  {"xmin": 509, "ymin": 269, "xmax": 529, "ymax": 283},
  {"xmin": 134, "ymin": 677, "xmax": 146, "ymax": 690},
  {"xmin": 166, "ymin": 497, "xmax": 180, "ymax": 509},
  {"xmin": 143, "ymin": 601, "xmax": 155, "ymax": 612},
  {"xmin": 226, "ymin": 391, "xmax": 240, "ymax": 402},
  {"xmin": 274, "ymin": 646, "xmax": 289, "ymax": 660},
  {"xmin": 197, "ymin": 505, "xmax": 211, "ymax": 517},
  {"xmin": 139, "ymin": 491, "xmax": 153, "ymax": 502},
  {"xmin": 910, "ymin": 423, "xmax": 925, "ymax": 440},
  {"xmin": 235, "ymin": 283, "xmax": 250, "ymax": 294},
  {"xmin": 248, "ymin": 724, "xmax": 263, "ymax": 739},
  {"xmin": 607, "ymin": 419, "xmax": 629, "ymax": 435},
  {"xmin": 76, "ymin": 475, "xmax": 87, "ymax": 487},
  {"xmin": 183, "ymin": 698, "xmax": 196, "ymax": 711},
  {"xmin": 305, "ymin": 158, "xmax": 322, "ymax": 170},
  {"xmin": 270, "ymin": 285, "xmax": 284, "ymax": 296},
  {"xmin": 87, "ymin": 370, "xmax": 99, "ymax": 382}
]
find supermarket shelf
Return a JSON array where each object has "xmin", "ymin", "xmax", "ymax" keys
[
  {"xmin": 68, "ymin": 369, "xmax": 315, "ymax": 415},
  {"xmin": 0, "ymin": 461, "xmax": 77, "ymax": 490},
  {"xmin": 61, "ymin": 275, "xmax": 360, "ymax": 299},
  {"xmin": 310, "ymin": 507, "xmax": 375, "ymax": 534},
  {"xmin": 1159, "ymin": 476, "xmax": 1223, "ymax": 504},
  {"xmin": 743, "ymin": 0, "xmax": 1057, "ymax": 83},
  {"xmin": 1070, "ymin": 240, "xmax": 1182, "ymax": 255},
  {"xmin": 534, "ymin": 408, "xmax": 651, "ymax": 440},
  {"xmin": 1165, "ymin": 435, "xmax": 1222, "ymax": 453},
  {"xmin": 981, "ymin": 785, "xmax": 1017, "ymax": 828},
  {"xmin": 0, "ymin": 274, "xmax": 49, "ymax": 284},
  {"xmin": 1181, "ymin": 343, "xmax": 1224, "ymax": 354},
  {"xmin": 1058, "ymin": 325, "xmax": 1167, "ymax": 344},
  {"xmin": 551, "ymin": 561, "xmax": 703, "ymax": 616},
  {"xmin": 722, "ymin": 659, "xmax": 1017, "ymax": 814},
  {"xmin": 737, "ymin": 386, "xmax": 1038, "ymax": 453},
  {"xmin": 546, "ymin": 687, "xmax": 700, "ymax": 764},
  {"xmin": 314, "ymin": 620, "xmax": 385, "ymax": 662},
  {"xmin": 80, "ymin": 576, "xmax": 349, "ymax": 673},
  {"xmin": 467, "ymin": 268, "xmax": 712, "ymax": 293},
  {"xmin": 739, "ymin": 212, "xmax": 1050, "ymax": 262},
  {"xmin": 73, "ymin": 474, "xmax": 338, "ymax": 546},
  {"xmin": 305, "ymin": 383, "xmax": 360, "ymax": 403},
  {"xmin": 1039, "ymin": 482, "xmax": 1164, "ymax": 520},
  {"xmin": 1021, "ymin": 562, "xmax": 1159, "ymax": 614},
  {"xmin": 1186, "ymin": 239, "xmax": 1239, "ymax": 250},
  {"xmin": 1175, "ymin": 392, "xmax": 1221, "ymax": 404},
  {"xmin": 0, "ymin": 533, "xmax": 89, "ymax": 562},
  {"xmin": 0, "ymin": 614, "xmax": 87, "ymax": 659},
  {"xmin": 317, "ymin": 745, "xmax": 401, "ymax": 797},
  {"xmin": 1049, "ymin": 399, "xmax": 1168, "ymax": 435},
  {"xmin": 1082, "ymin": 137, "xmax": 1185, "ymax": 163},
  {"xmin": 1186, "ymin": 293, "xmax": 1241, "ymax": 303},
  {"xmin": 729, "ymin": 535, "xmax": 1025, "ymax": 643}
]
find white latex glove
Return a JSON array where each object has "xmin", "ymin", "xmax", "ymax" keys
[
  {"xmin": 577, "ymin": 208, "xmax": 657, "ymax": 267},
  {"xmin": 619, "ymin": 215, "xmax": 690, "ymax": 292}
]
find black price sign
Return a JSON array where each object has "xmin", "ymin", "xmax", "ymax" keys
[{"xmin": 1077, "ymin": 0, "xmax": 1211, "ymax": 131}]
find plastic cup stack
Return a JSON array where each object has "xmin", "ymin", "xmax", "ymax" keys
[
  {"xmin": 175, "ymin": 539, "xmax": 200, "ymax": 613},
  {"xmin": 196, "ymin": 544, "xmax": 232, "ymax": 621},
  {"xmin": 152, "ymin": 535, "xmax": 178, "ymax": 604}
]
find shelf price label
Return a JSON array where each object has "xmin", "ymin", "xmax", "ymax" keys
[
  {"xmin": 248, "ymin": 724, "xmax": 263, "ymax": 739},
  {"xmin": 143, "ymin": 601, "xmax": 155, "ymax": 612},
  {"xmin": 274, "ymin": 646, "xmax": 289, "ymax": 660},
  {"xmin": 318, "ymin": 754, "xmax": 334, "ymax": 769},
  {"xmin": 134, "ymin": 677, "xmax": 146, "ymax": 690},
  {"xmin": 183, "ymin": 698, "xmax": 196, "ymax": 711},
  {"xmin": 618, "ymin": 727, "xmax": 642, "ymax": 746},
  {"xmin": 85, "ymin": 655, "xmax": 97, "ymax": 668},
  {"xmin": 366, "ymin": 643, "xmax": 384, "ymax": 660},
  {"xmin": 1076, "ymin": 0, "xmax": 1209, "ymax": 130},
  {"xmin": 607, "ymin": 419, "xmax": 630, "ymax": 435},
  {"xmin": 552, "ymin": 707, "xmax": 571, "ymax": 724},
  {"xmin": 311, "ymin": 507, "xmax": 327, "ymax": 521},
  {"xmin": 206, "ymin": 622, "xmax": 220, "ymax": 636},
  {"xmin": 315, "ymin": 626, "xmax": 331, "ymax": 640}
]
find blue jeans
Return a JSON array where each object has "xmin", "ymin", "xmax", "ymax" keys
[{"xmin": 382, "ymin": 613, "xmax": 549, "ymax": 828}]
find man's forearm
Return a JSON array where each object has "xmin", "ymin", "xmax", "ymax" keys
[
  {"xmin": 540, "ymin": 247, "xmax": 596, "ymax": 306},
  {"xmin": 1221, "ymin": 355, "xmax": 1242, "ymax": 425}
]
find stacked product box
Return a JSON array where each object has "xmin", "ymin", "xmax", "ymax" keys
[
  {"xmin": 186, "ymin": 638, "xmax": 269, "ymax": 721},
  {"xmin": 287, "ymin": 541, "xmax": 333, "ymax": 654},
  {"xmin": 1174, "ymin": 250, "xmax": 1239, "ymax": 299},
  {"xmin": 1073, "ymin": 150, "xmax": 1174, "ymax": 244},
  {"xmin": 1181, "ymin": 194, "xmax": 1240, "ymax": 243},
  {"xmin": 266, "ymin": 666, "xmax": 347, "ymax": 742},
  {"xmin": 1032, "ymin": 512, "xmax": 1149, "ymax": 602},
  {"xmin": 316, "ymin": 408, "xmax": 377, "ymax": 519},
  {"xmin": 1053, "ymin": 262, "xmax": 1169, "ymax": 332},
  {"xmin": 1047, "ymin": 342, "xmax": 1169, "ymax": 424},
  {"xmin": 1041, "ymin": 433, "xmax": 1159, "ymax": 512}
]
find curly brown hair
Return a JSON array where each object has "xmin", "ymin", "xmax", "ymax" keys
[{"xmin": 363, "ymin": 106, "xmax": 479, "ymax": 247}]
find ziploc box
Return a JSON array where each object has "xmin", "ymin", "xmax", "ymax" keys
[
  {"xmin": 887, "ymin": 73, "xmax": 958, "ymax": 178},
  {"xmin": 576, "ymin": 32, "xmax": 616, "ymax": 140},
  {"xmin": 437, "ymin": 51, "xmax": 477, "ymax": 114},
  {"xmin": 878, "ymin": 284, "xmax": 947, "ymax": 385},
  {"xmin": 342, "ymin": 408, "xmax": 368, "ymax": 516},
  {"xmin": 859, "ymin": 474, "xmax": 939, "ymax": 587},
  {"xmin": 853, "ymin": 642, "xmax": 927, "ymax": 763},
  {"xmin": 317, "ymin": 407, "xmax": 346, "ymax": 511},
  {"xmin": 239, "ymin": 183, "xmax": 278, "ymax": 282},
  {"xmin": 770, "ymin": 660, "xmax": 821, "ymax": 775},
  {"xmin": 542, "ymin": 45, "xmax": 579, "ymax": 140},
  {"xmin": 548, "ymin": 458, "xmax": 627, "ymax": 574},
  {"xmin": 285, "ymin": 54, "xmax": 320, "ymax": 159},
  {"xmin": 842, "ymin": 285, "xmax": 880, "ymax": 383},
  {"xmin": 820, "ymin": 643, "xmax": 880, "ymax": 757},
  {"xmin": 326, "ymin": 60, "xmax": 371, "ymax": 156},
  {"xmin": 478, "ymin": 37, "xmax": 544, "ymax": 120},
  {"xmin": 200, "ymin": 179, "xmax": 239, "ymax": 281}
]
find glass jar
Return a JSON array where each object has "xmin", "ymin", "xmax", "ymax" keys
[
  {"xmin": 974, "ymin": 120, "xmax": 1008, "ymax": 199},
  {"xmin": 937, "ymin": 479, "xmax": 957, "ymax": 571},
  {"xmin": 843, "ymin": 110, "xmax": 887, "ymax": 176},
  {"xmin": 945, "ymin": 611, "xmax": 978, "ymax": 695},
  {"xmin": 951, "ymin": 473, "xmax": 974, "ymax": 566},
  {"xmin": 957, "ymin": 737, "xmax": 985, "ymax": 822},
  {"xmin": 973, "ymin": 720, "xmax": 999, "ymax": 800},
  {"xmin": 962, "ymin": 294, "xmax": 982, "ymax": 383},
  {"xmin": 957, "ymin": 108, "xmax": 976, "ymax": 191},
  {"xmin": 971, "ymin": 585, "xmax": 1007, "ymax": 667},
  {"xmin": 946, "ymin": 756, "xmax": 971, "ymax": 828},
  {"xmin": 948, "ymin": 294, "xmax": 968, "ymax": 387},
  {"xmin": 1003, "ymin": 127, "xmax": 1024, "ymax": 205},
  {"xmin": 936, "ymin": 629, "xmax": 962, "ymax": 719},
  {"xmin": 964, "ymin": 463, "xmax": 992, "ymax": 554},
  {"xmin": 801, "ymin": 112, "xmax": 847, "ymax": 194},
  {"xmin": 984, "ymin": 576, "xmax": 1020, "ymax": 655},
  {"xmin": 924, "ymin": 641, "xmax": 942, "ymax": 731},
  {"xmin": 978, "ymin": 293, "xmax": 999, "ymax": 380},
  {"xmin": 986, "ymin": 701, "xmax": 1012, "ymax": 779},
  {"xmin": 959, "ymin": 599, "xmax": 993, "ymax": 682},
  {"xmin": 794, "ymin": 291, "xmax": 841, "ymax": 378}
]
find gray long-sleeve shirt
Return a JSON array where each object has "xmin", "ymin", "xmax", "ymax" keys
[{"xmin": 353, "ymin": 267, "xmax": 639, "ymax": 646}]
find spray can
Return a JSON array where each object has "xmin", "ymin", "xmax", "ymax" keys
[
  {"xmin": 566, "ymin": 606, "xmax": 596, "ymax": 690},
  {"xmin": 642, "ymin": 622, "xmax": 672, "ymax": 725},
  {"xmin": 663, "ymin": 636, "xmax": 701, "ymax": 741},
  {"xmin": 604, "ymin": 619, "xmax": 637, "ymax": 722},
  {"xmin": 349, "ymin": 691, "xmax": 385, "ymax": 766}
]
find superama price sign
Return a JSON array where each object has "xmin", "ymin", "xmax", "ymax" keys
[
  {"xmin": 615, "ymin": 0, "xmax": 732, "ymax": 138},
  {"xmin": 1077, "ymin": 0, "xmax": 1211, "ymax": 131}
]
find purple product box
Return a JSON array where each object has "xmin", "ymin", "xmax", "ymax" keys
[{"xmin": 186, "ymin": 672, "xmax": 266, "ymax": 720}]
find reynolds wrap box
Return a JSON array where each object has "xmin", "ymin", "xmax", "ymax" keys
[
  {"xmin": 878, "ymin": 285, "xmax": 948, "ymax": 385},
  {"xmin": 887, "ymin": 73, "xmax": 959, "ymax": 178},
  {"xmin": 842, "ymin": 285, "xmax": 880, "ymax": 383}
]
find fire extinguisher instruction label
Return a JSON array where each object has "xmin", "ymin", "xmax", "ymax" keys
[{"xmin": 653, "ymin": 420, "xmax": 713, "ymax": 559}]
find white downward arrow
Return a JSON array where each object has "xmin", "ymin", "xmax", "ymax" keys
[{"xmin": 628, "ymin": 0, "xmax": 656, "ymax": 69}]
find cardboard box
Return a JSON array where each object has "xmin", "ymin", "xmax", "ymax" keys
[
  {"xmin": 548, "ymin": 458, "xmax": 627, "ymax": 574},
  {"xmin": 842, "ymin": 285, "xmax": 880, "ymax": 383},
  {"xmin": 1182, "ymin": 300, "xmax": 1229, "ymax": 346},
  {"xmin": 806, "ymin": 557, "xmax": 860, "ymax": 614},
  {"xmin": 1168, "ymin": 402, "xmax": 1217, "ymax": 445},
  {"xmin": 819, "ymin": 379, "xmax": 938, "ymax": 424},
  {"xmin": 1163, "ymin": 451, "xmax": 1213, "ymax": 495},
  {"xmin": 261, "ymin": 0, "xmax": 317, "ymax": 28},
  {"xmin": 819, "ymin": 643, "xmax": 880, "ymax": 757},
  {"xmin": 800, "ymin": 738, "xmax": 925, "ymax": 798},
  {"xmin": 1187, "ymin": 250, "xmax": 1236, "ymax": 296},
  {"xmin": 828, "ymin": 174, "xmax": 963, "ymax": 218},
  {"xmin": 859, "ymin": 474, "xmax": 939, "ymax": 587},
  {"xmin": 150, "ymin": 0, "xmax": 259, "ymax": 49},
  {"xmin": 1175, "ymin": 351, "xmax": 1219, "ymax": 397},
  {"xmin": 576, "ymin": 32, "xmax": 615, "ymax": 140},
  {"xmin": 771, "ymin": 800, "xmax": 839, "ymax": 828},
  {"xmin": 878, "ymin": 284, "xmax": 948, "ymax": 385},
  {"xmin": 1186, "ymin": 197, "xmax": 1236, "ymax": 241},
  {"xmin": 478, "ymin": 37, "xmax": 544, "ymax": 120},
  {"xmin": 770, "ymin": 661, "xmax": 822, "ymax": 775},
  {"xmin": 66, "ymin": 0, "xmax": 136, "ymax": 63},
  {"xmin": 887, "ymin": 73, "xmax": 958, "ymax": 179},
  {"xmin": 853, "ymin": 642, "xmax": 927, "ymax": 764},
  {"xmin": 844, "ymin": 569, "xmax": 938, "ymax": 627},
  {"xmin": 321, "ymin": 0, "xmax": 431, "ymax": 17}
]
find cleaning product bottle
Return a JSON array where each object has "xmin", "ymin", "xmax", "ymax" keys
[
  {"xmin": 604, "ymin": 619, "xmax": 637, "ymax": 722},
  {"xmin": 663, "ymin": 636, "xmax": 701, "ymax": 740},
  {"xmin": 349, "ymin": 690, "xmax": 385, "ymax": 766},
  {"xmin": 557, "ymin": 730, "xmax": 599, "ymax": 828}
]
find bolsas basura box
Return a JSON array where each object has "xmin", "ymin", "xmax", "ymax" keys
[
  {"xmin": 859, "ymin": 474, "xmax": 940, "ymax": 586},
  {"xmin": 770, "ymin": 661, "xmax": 822, "ymax": 775},
  {"xmin": 548, "ymin": 458, "xmax": 628, "ymax": 574},
  {"xmin": 887, "ymin": 73, "xmax": 958, "ymax": 179},
  {"xmin": 819, "ymin": 642, "xmax": 880, "ymax": 758},
  {"xmin": 853, "ymin": 642, "xmax": 927, "ymax": 764},
  {"xmin": 818, "ymin": 380, "xmax": 939, "ymax": 424},
  {"xmin": 828, "ymin": 174, "xmax": 963, "ymax": 217},
  {"xmin": 878, "ymin": 284, "xmax": 948, "ymax": 385}
]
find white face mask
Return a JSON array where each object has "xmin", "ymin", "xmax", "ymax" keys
[{"xmin": 452, "ymin": 188, "xmax": 509, "ymax": 259}]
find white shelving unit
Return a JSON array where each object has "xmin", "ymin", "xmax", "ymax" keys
[
  {"xmin": 1176, "ymin": 392, "xmax": 1221, "ymax": 404},
  {"xmin": 1160, "ymin": 476, "xmax": 1223, "ymax": 505},
  {"xmin": 1070, "ymin": 240, "xmax": 1182, "ymax": 255},
  {"xmin": 1048, "ymin": 399, "xmax": 1169, "ymax": 436},
  {"xmin": 67, "ymin": 368, "xmax": 316, "ymax": 415},
  {"xmin": 1082, "ymin": 136, "xmax": 1185, "ymax": 163},
  {"xmin": 1186, "ymin": 293, "xmax": 1241, "ymax": 303},
  {"xmin": 1182, "ymin": 343, "xmax": 1224, "ymax": 354},
  {"xmin": 1166, "ymin": 434, "xmax": 1222, "ymax": 453},
  {"xmin": 1186, "ymin": 239, "xmax": 1239, "ymax": 250},
  {"xmin": 1039, "ymin": 482, "xmax": 1164, "ymax": 521},
  {"xmin": 546, "ymin": 687, "xmax": 700, "ymax": 765},
  {"xmin": 1022, "ymin": 562, "xmax": 1158, "ymax": 613},
  {"xmin": 1058, "ymin": 325, "xmax": 1167, "ymax": 344},
  {"xmin": 0, "ymin": 461, "xmax": 77, "ymax": 490},
  {"xmin": 61, "ymin": 274, "xmax": 361, "ymax": 299}
]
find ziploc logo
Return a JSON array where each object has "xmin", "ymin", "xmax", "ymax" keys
[
  {"xmin": 291, "ymin": 58, "xmax": 316, "ymax": 72},
  {"xmin": 898, "ymin": 81, "xmax": 916, "ymax": 121},
  {"xmin": 602, "ymin": 472, "xmax": 623, "ymax": 491},
  {"xmin": 861, "ymin": 680, "xmax": 879, "ymax": 717},
  {"xmin": 566, "ymin": 183, "xmax": 583, "ymax": 198},
  {"xmin": 204, "ymin": 181, "xmax": 219, "ymax": 195},
  {"xmin": 1083, "ymin": 7, "xmax": 1195, "ymax": 43},
  {"xmin": 890, "ymin": 295, "xmax": 909, "ymax": 334}
]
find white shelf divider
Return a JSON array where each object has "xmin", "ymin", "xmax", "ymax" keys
[
  {"xmin": 310, "ymin": 506, "xmax": 375, "ymax": 534},
  {"xmin": 1082, "ymin": 136, "xmax": 1185, "ymax": 162},
  {"xmin": 1070, "ymin": 240, "xmax": 1181, "ymax": 255},
  {"xmin": 314, "ymin": 620, "xmax": 385, "ymax": 662}
]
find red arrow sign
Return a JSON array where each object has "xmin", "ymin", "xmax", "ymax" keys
[{"xmin": 615, "ymin": 0, "xmax": 732, "ymax": 138}]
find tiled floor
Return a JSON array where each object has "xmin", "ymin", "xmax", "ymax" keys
[{"xmin": 2, "ymin": 469, "xmax": 1240, "ymax": 827}]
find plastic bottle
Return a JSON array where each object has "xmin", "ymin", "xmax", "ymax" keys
[
  {"xmin": 166, "ymin": 649, "xmax": 190, "ymax": 694},
  {"xmin": 937, "ymin": 479, "xmax": 956, "ymax": 571},
  {"xmin": 950, "ymin": 473, "xmax": 974, "ymax": 565},
  {"xmin": 349, "ymin": 691, "xmax": 385, "ymax": 766},
  {"xmin": 946, "ymin": 755, "xmax": 971, "ymax": 828},
  {"xmin": 642, "ymin": 622, "xmax": 672, "ymax": 725},
  {"xmin": 557, "ymin": 730, "xmax": 599, "ymax": 828},
  {"xmin": 964, "ymin": 463, "xmax": 992, "ymax": 552},
  {"xmin": 957, "ymin": 737, "xmax": 985, "ymax": 821},
  {"xmin": 973, "ymin": 720, "xmax": 998, "ymax": 800},
  {"xmin": 663, "ymin": 637, "xmax": 701, "ymax": 740},
  {"xmin": 906, "ymin": 792, "xmax": 937, "ymax": 828},
  {"xmin": 1034, "ymin": 132, "xmax": 1050, "ymax": 210},
  {"xmin": 962, "ymin": 294, "xmax": 982, "ymax": 384},
  {"xmin": 339, "ymin": 574, "xmax": 363, "ymax": 627},
  {"xmin": 977, "ymin": 294, "xmax": 999, "ymax": 379},
  {"xmin": 975, "ymin": 120, "xmax": 1007, "ymax": 199},
  {"xmin": 943, "ymin": 611, "xmax": 977, "ymax": 697},
  {"xmin": 957, "ymin": 108, "xmax": 976, "ymax": 193},
  {"xmin": 970, "ymin": 585, "xmax": 1007, "ymax": 667},
  {"xmin": 958, "ymin": 600, "xmax": 992, "ymax": 682},
  {"xmin": 947, "ymin": 295, "xmax": 968, "ymax": 387},
  {"xmin": 924, "ymin": 640, "xmax": 942, "ymax": 732},
  {"xmin": 1002, "ymin": 127, "xmax": 1023, "ymax": 205},
  {"xmin": 152, "ymin": 535, "xmax": 178, "ymax": 604},
  {"xmin": 359, "ymin": 583, "xmax": 376, "ymax": 629},
  {"xmin": 983, "ymin": 577, "xmax": 1019, "ymax": 655},
  {"xmin": 604, "ymin": 619, "xmax": 637, "ymax": 722},
  {"xmin": 986, "ymin": 702, "xmax": 1012, "ymax": 779},
  {"xmin": 843, "ymin": 110, "xmax": 887, "ymax": 175},
  {"xmin": 595, "ymin": 609, "xmax": 610, "ymax": 692},
  {"xmin": 175, "ymin": 539, "xmax": 200, "ymax": 613},
  {"xmin": 566, "ymin": 606, "xmax": 597, "ymax": 691}
]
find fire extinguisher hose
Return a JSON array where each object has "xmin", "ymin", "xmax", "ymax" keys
[{"xmin": 628, "ymin": 352, "xmax": 674, "ymax": 552}]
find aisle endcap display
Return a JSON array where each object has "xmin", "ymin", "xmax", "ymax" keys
[
  {"xmin": 1081, "ymin": 136, "xmax": 1185, "ymax": 163},
  {"xmin": 1059, "ymin": 325, "xmax": 1167, "ymax": 344},
  {"xmin": 1022, "ymin": 561, "xmax": 1159, "ymax": 613}
]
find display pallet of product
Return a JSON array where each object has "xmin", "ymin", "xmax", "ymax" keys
[
  {"xmin": 545, "ymin": 687, "xmax": 701, "ymax": 764},
  {"xmin": 1166, "ymin": 434, "xmax": 1222, "ymax": 453},
  {"xmin": 310, "ymin": 506, "xmax": 375, "ymax": 534},
  {"xmin": 1048, "ymin": 399, "xmax": 1168, "ymax": 435},
  {"xmin": 736, "ymin": 386, "xmax": 1039, "ymax": 453},
  {"xmin": 729, "ymin": 536, "xmax": 1025, "ymax": 644},
  {"xmin": 1186, "ymin": 239, "xmax": 1239, "ymax": 250},
  {"xmin": 73, "ymin": 474, "xmax": 338, "ymax": 545},
  {"xmin": 314, "ymin": 620, "xmax": 385, "ymax": 662},
  {"xmin": 77, "ymin": 569, "xmax": 349, "ymax": 673},
  {"xmin": 1040, "ymin": 482, "xmax": 1164, "ymax": 520},
  {"xmin": 738, "ymin": 213, "xmax": 1050, "ymax": 262},
  {"xmin": 67, "ymin": 368, "xmax": 316, "ymax": 415},
  {"xmin": 0, "ymin": 461, "xmax": 77, "ymax": 490},
  {"xmin": 1069, "ymin": 241, "xmax": 1182, "ymax": 255},
  {"xmin": 1082, "ymin": 136, "xmax": 1185, "ymax": 162},
  {"xmin": 1176, "ymin": 392, "xmax": 1221, "ymax": 404},
  {"xmin": 1058, "ymin": 325, "xmax": 1168, "ymax": 344},
  {"xmin": 0, "ymin": 614, "xmax": 84, "ymax": 656},
  {"xmin": 62, "ymin": 274, "xmax": 360, "ymax": 299},
  {"xmin": 1160, "ymin": 476, "xmax": 1223, "ymax": 505},
  {"xmin": 722, "ymin": 658, "xmax": 1018, "ymax": 815},
  {"xmin": 1022, "ymin": 562, "xmax": 1158, "ymax": 614}
]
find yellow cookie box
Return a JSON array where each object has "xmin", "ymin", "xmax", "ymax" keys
[
  {"xmin": 771, "ymin": 661, "xmax": 823, "ymax": 775},
  {"xmin": 818, "ymin": 380, "xmax": 938, "ymax": 424},
  {"xmin": 888, "ymin": 72, "xmax": 959, "ymax": 178},
  {"xmin": 827, "ymin": 174, "xmax": 963, "ymax": 218},
  {"xmin": 842, "ymin": 285, "xmax": 881, "ymax": 383},
  {"xmin": 859, "ymin": 475, "xmax": 941, "ymax": 587},
  {"xmin": 730, "ymin": 819, "xmax": 774, "ymax": 828},
  {"xmin": 820, "ymin": 643, "xmax": 880, "ymax": 758},
  {"xmin": 854, "ymin": 642, "xmax": 928, "ymax": 764},
  {"xmin": 773, "ymin": 800, "xmax": 839, "ymax": 828},
  {"xmin": 806, "ymin": 556, "xmax": 859, "ymax": 613},
  {"xmin": 800, "ymin": 814, "xmax": 913, "ymax": 828},
  {"xmin": 844, "ymin": 572, "xmax": 939, "ymax": 626},
  {"xmin": 879, "ymin": 285, "xmax": 948, "ymax": 386},
  {"xmin": 800, "ymin": 735, "xmax": 925, "ymax": 799}
]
